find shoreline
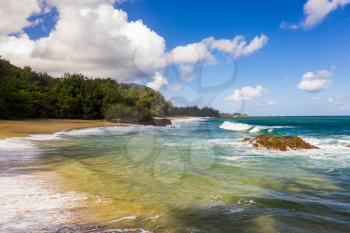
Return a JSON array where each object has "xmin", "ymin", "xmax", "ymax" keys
[
  {"xmin": 0, "ymin": 116, "xmax": 349, "ymax": 231},
  {"xmin": 0, "ymin": 119, "xmax": 126, "ymax": 231},
  {"xmin": 0, "ymin": 116, "xmax": 198, "ymax": 231},
  {"xmin": 0, "ymin": 171, "xmax": 87, "ymax": 232},
  {"xmin": 0, "ymin": 117, "xmax": 202, "ymax": 140},
  {"xmin": 0, "ymin": 119, "xmax": 117, "ymax": 140}
]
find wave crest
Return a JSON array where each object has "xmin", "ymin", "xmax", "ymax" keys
[
  {"xmin": 219, "ymin": 121, "xmax": 253, "ymax": 132},
  {"xmin": 219, "ymin": 121, "xmax": 294, "ymax": 134}
]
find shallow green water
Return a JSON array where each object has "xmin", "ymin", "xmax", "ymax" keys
[{"xmin": 2, "ymin": 117, "xmax": 350, "ymax": 232}]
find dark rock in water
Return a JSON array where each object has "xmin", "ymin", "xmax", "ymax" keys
[
  {"xmin": 151, "ymin": 118, "xmax": 172, "ymax": 127},
  {"xmin": 347, "ymin": 144, "xmax": 350, "ymax": 148},
  {"xmin": 109, "ymin": 116, "xmax": 143, "ymax": 124},
  {"xmin": 110, "ymin": 117, "xmax": 171, "ymax": 127},
  {"xmin": 243, "ymin": 135, "xmax": 319, "ymax": 151}
]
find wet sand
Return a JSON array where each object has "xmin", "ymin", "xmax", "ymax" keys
[{"xmin": 0, "ymin": 119, "xmax": 116, "ymax": 140}]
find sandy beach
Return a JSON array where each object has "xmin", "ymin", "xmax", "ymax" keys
[{"xmin": 0, "ymin": 119, "xmax": 116, "ymax": 140}]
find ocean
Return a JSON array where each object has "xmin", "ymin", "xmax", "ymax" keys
[{"xmin": 1, "ymin": 116, "xmax": 350, "ymax": 232}]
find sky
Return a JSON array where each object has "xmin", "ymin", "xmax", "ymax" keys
[{"xmin": 0, "ymin": 0, "xmax": 350, "ymax": 116}]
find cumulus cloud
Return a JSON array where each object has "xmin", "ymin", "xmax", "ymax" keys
[
  {"xmin": 169, "ymin": 35, "xmax": 268, "ymax": 81},
  {"xmin": 297, "ymin": 70, "xmax": 332, "ymax": 93},
  {"xmin": 168, "ymin": 41, "xmax": 214, "ymax": 65},
  {"xmin": 169, "ymin": 35, "xmax": 267, "ymax": 64},
  {"xmin": 167, "ymin": 41, "xmax": 214, "ymax": 81},
  {"xmin": 0, "ymin": 0, "xmax": 268, "ymax": 86},
  {"xmin": 0, "ymin": 0, "xmax": 166, "ymax": 81},
  {"xmin": 225, "ymin": 86, "xmax": 265, "ymax": 101},
  {"xmin": 146, "ymin": 72, "xmax": 168, "ymax": 91},
  {"xmin": 204, "ymin": 35, "xmax": 268, "ymax": 59},
  {"xmin": 0, "ymin": 0, "xmax": 42, "ymax": 35},
  {"xmin": 178, "ymin": 64, "xmax": 199, "ymax": 81},
  {"xmin": 281, "ymin": 0, "xmax": 350, "ymax": 30}
]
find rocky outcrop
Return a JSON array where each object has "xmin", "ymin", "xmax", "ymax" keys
[
  {"xmin": 243, "ymin": 135, "xmax": 319, "ymax": 151},
  {"xmin": 346, "ymin": 144, "xmax": 350, "ymax": 148},
  {"xmin": 110, "ymin": 117, "xmax": 171, "ymax": 127},
  {"xmin": 148, "ymin": 118, "xmax": 172, "ymax": 127}
]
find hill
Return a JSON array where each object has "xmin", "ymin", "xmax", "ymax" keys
[{"xmin": 0, "ymin": 58, "xmax": 219, "ymax": 120}]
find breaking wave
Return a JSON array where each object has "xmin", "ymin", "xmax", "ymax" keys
[{"xmin": 219, "ymin": 121, "xmax": 292, "ymax": 134}]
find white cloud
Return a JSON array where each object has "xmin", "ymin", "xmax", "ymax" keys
[
  {"xmin": 178, "ymin": 64, "xmax": 197, "ymax": 81},
  {"xmin": 168, "ymin": 41, "xmax": 214, "ymax": 65},
  {"xmin": 297, "ymin": 70, "xmax": 332, "ymax": 93},
  {"xmin": 169, "ymin": 35, "xmax": 267, "ymax": 64},
  {"xmin": 205, "ymin": 35, "xmax": 268, "ymax": 59},
  {"xmin": 0, "ymin": 0, "xmax": 42, "ymax": 35},
  {"xmin": 0, "ymin": 0, "xmax": 166, "ymax": 81},
  {"xmin": 146, "ymin": 72, "xmax": 168, "ymax": 91},
  {"xmin": 0, "ymin": 0, "xmax": 268, "ymax": 86},
  {"xmin": 169, "ymin": 35, "xmax": 268, "ymax": 81},
  {"xmin": 225, "ymin": 86, "xmax": 265, "ymax": 101},
  {"xmin": 282, "ymin": 0, "xmax": 350, "ymax": 30},
  {"xmin": 167, "ymin": 41, "xmax": 215, "ymax": 81}
]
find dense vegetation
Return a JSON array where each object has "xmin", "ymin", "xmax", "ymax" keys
[
  {"xmin": 220, "ymin": 113, "xmax": 248, "ymax": 118},
  {"xmin": 167, "ymin": 106, "xmax": 219, "ymax": 117},
  {"xmin": 0, "ymin": 58, "xmax": 219, "ymax": 120}
]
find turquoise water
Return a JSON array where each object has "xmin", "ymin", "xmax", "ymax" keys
[{"xmin": 1, "ymin": 117, "xmax": 350, "ymax": 232}]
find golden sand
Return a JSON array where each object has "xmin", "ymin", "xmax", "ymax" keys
[{"xmin": 0, "ymin": 119, "xmax": 116, "ymax": 139}]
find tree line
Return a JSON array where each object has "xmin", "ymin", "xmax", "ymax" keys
[{"xmin": 0, "ymin": 58, "xmax": 219, "ymax": 120}]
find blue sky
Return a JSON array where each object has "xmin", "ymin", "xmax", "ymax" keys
[
  {"xmin": 118, "ymin": 0, "xmax": 350, "ymax": 116},
  {"xmin": 2, "ymin": 0, "xmax": 350, "ymax": 116}
]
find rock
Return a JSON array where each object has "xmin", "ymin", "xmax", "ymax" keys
[
  {"xmin": 109, "ymin": 117, "xmax": 143, "ymax": 124},
  {"xmin": 150, "ymin": 118, "xmax": 172, "ymax": 127},
  {"xmin": 347, "ymin": 144, "xmax": 350, "ymax": 148},
  {"xmin": 243, "ymin": 135, "xmax": 319, "ymax": 151},
  {"xmin": 110, "ymin": 117, "xmax": 171, "ymax": 127}
]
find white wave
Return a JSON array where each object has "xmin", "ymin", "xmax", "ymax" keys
[
  {"xmin": 110, "ymin": 216, "xmax": 137, "ymax": 223},
  {"xmin": 268, "ymin": 126, "xmax": 294, "ymax": 129},
  {"xmin": 249, "ymin": 126, "xmax": 262, "ymax": 133},
  {"xmin": 208, "ymin": 138, "xmax": 237, "ymax": 145},
  {"xmin": 303, "ymin": 137, "xmax": 350, "ymax": 152},
  {"xmin": 0, "ymin": 138, "xmax": 36, "ymax": 151},
  {"xmin": 219, "ymin": 121, "xmax": 294, "ymax": 134},
  {"xmin": 27, "ymin": 132, "xmax": 63, "ymax": 141},
  {"xmin": 61, "ymin": 127, "xmax": 109, "ymax": 137},
  {"xmin": 222, "ymin": 156, "xmax": 248, "ymax": 161},
  {"xmin": 0, "ymin": 138, "xmax": 41, "ymax": 162},
  {"xmin": 0, "ymin": 125, "xmax": 145, "ymax": 162},
  {"xmin": 288, "ymin": 137, "xmax": 350, "ymax": 168},
  {"xmin": 226, "ymin": 207, "xmax": 246, "ymax": 214},
  {"xmin": 219, "ymin": 121, "xmax": 253, "ymax": 132},
  {"xmin": 0, "ymin": 172, "xmax": 86, "ymax": 232},
  {"xmin": 100, "ymin": 228, "xmax": 152, "ymax": 233},
  {"xmin": 171, "ymin": 117, "xmax": 207, "ymax": 124},
  {"xmin": 31, "ymin": 125, "xmax": 157, "ymax": 139},
  {"xmin": 218, "ymin": 135, "xmax": 350, "ymax": 168}
]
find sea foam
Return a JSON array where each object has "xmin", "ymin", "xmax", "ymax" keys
[
  {"xmin": 171, "ymin": 117, "xmax": 207, "ymax": 124},
  {"xmin": 219, "ymin": 121, "xmax": 253, "ymax": 132},
  {"xmin": 0, "ymin": 172, "xmax": 87, "ymax": 232},
  {"xmin": 219, "ymin": 121, "xmax": 293, "ymax": 134}
]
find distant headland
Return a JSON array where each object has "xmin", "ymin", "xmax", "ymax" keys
[{"xmin": 220, "ymin": 113, "xmax": 249, "ymax": 118}]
